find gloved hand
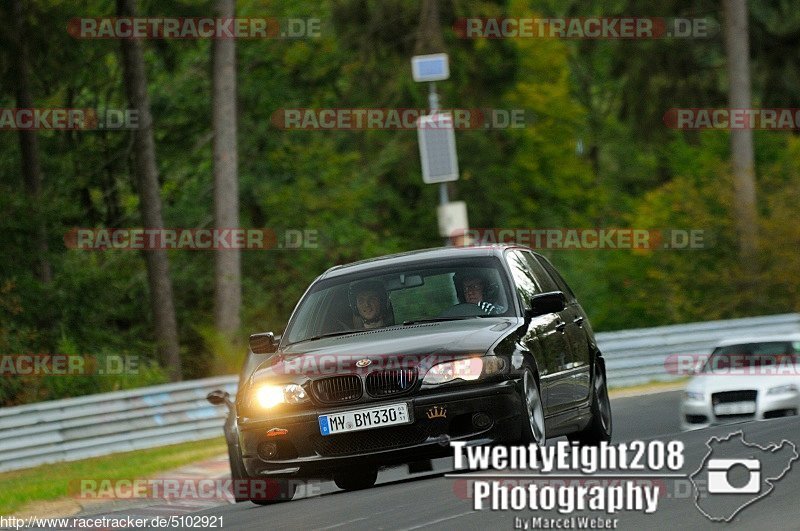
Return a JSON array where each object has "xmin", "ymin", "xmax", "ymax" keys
[{"xmin": 477, "ymin": 301, "xmax": 497, "ymax": 314}]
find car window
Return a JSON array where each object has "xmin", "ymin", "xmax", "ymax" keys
[
  {"xmin": 389, "ymin": 272, "xmax": 458, "ymax": 322},
  {"xmin": 751, "ymin": 342, "xmax": 792, "ymax": 356},
  {"xmin": 703, "ymin": 342, "xmax": 795, "ymax": 372},
  {"xmin": 534, "ymin": 254, "xmax": 576, "ymax": 301},
  {"xmin": 283, "ymin": 257, "xmax": 514, "ymax": 344},
  {"xmin": 505, "ymin": 250, "xmax": 542, "ymax": 310},
  {"xmin": 520, "ymin": 251, "xmax": 559, "ymax": 292}
]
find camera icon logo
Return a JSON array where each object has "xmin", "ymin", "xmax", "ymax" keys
[
  {"xmin": 690, "ymin": 431, "xmax": 798, "ymax": 522},
  {"xmin": 707, "ymin": 458, "xmax": 760, "ymax": 494}
]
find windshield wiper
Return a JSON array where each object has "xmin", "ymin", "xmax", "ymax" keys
[
  {"xmin": 289, "ymin": 330, "xmax": 359, "ymax": 345},
  {"xmin": 402, "ymin": 317, "xmax": 476, "ymax": 326},
  {"xmin": 292, "ymin": 316, "xmax": 489, "ymax": 342}
]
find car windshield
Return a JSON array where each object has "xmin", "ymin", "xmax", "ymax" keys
[
  {"xmin": 283, "ymin": 257, "xmax": 515, "ymax": 345},
  {"xmin": 702, "ymin": 341, "xmax": 798, "ymax": 372}
]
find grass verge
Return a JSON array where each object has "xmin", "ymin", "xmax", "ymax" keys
[
  {"xmin": 0, "ymin": 437, "xmax": 226, "ymax": 516},
  {"xmin": 609, "ymin": 378, "xmax": 688, "ymax": 397}
]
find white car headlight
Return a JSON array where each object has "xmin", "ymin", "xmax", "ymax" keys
[
  {"xmin": 683, "ymin": 390, "xmax": 705, "ymax": 401},
  {"xmin": 767, "ymin": 384, "xmax": 798, "ymax": 395},
  {"xmin": 254, "ymin": 383, "xmax": 307, "ymax": 408},
  {"xmin": 422, "ymin": 357, "xmax": 505, "ymax": 385}
]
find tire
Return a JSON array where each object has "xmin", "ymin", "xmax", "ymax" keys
[
  {"xmin": 226, "ymin": 442, "xmax": 250, "ymax": 503},
  {"xmin": 519, "ymin": 368, "xmax": 546, "ymax": 445},
  {"xmin": 568, "ymin": 358, "xmax": 612, "ymax": 446},
  {"xmin": 334, "ymin": 468, "xmax": 378, "ymax": 491}
]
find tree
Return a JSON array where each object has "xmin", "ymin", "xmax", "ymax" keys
[
  {"xmin": 10, "ymin": 0, "xmax": 51, "ymax": 284},
  {"xmin": 212, "ymin": 0, "xmax": 242, "ymax": 339},
  {"xmin": 414, "ymin": 0, "xmax": 445, "ymax": 55},
  {"xmin": 117, "ymin": 0, "xmax": 181, "ymax": 380},
  {"xmin": 723, "ymin": 0, "xmax": 758, "ymax": 265}
]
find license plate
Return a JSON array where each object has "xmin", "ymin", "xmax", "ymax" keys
[
  {"xmin": 319, "ymin": 403, "xmax": 411, "ymax": 436},
  {"xmin": 714, "ymin": 402, "xmax": 756, "ymax": 415}
]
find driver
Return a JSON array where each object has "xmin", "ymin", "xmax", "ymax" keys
[
  {"xmin": 349, "ymin": 280, "xmax": 391, "ymax": 329},
  {"xmin": 453, "ymin": 270, "xmax": 503, "ymax": 315}
]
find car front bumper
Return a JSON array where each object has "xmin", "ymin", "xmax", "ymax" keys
[
  {"xmin": 680, "ymin": 390, "xmax": 800, "ymax": 431},
  {"xmin": 237, "ymin": 378, "xmax": 524, "ymax": 478}
]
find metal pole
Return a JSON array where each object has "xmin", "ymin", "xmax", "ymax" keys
[{"xmin": 428, "ymin": 81, "xmax": 439, "ymax": 111}]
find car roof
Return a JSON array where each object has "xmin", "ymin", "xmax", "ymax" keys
[
  {"xmin": 715, "ymin": 334, "xmax": 800, "ymax": 347},
  {"xmin": 320, "ymin": 245, "xmax": 524, "ymax": 279}
]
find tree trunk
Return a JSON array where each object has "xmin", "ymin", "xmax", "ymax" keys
[
  {"xmin": 117, "ymin": 0, "xmax": 182, "ymax": 380},
  {"xmin": 723, "ymin": 0, "xmax": 758, "ymax": 265},
  {"xmin": 414, "ymin": 0, "xmax": 445, "ymax": 55},
  {"xmin": 212, "ymin": 0, "xmax": 242, "ymax": 339},
  {"xmin": 10, "ymin": 0, "xmax": 51, "ymax": 284}
]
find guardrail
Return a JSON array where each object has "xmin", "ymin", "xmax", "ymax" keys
[
  {"xmin": 0, "ymin": 375, "xmax": 236, "ymax": 472},
  {"xmin": 598, "ymin": 313, "xmax": 800, "ymax": 387},
  {"xmin": 1, "ymin": 313, "xmax": 798, "ymax": 472}
]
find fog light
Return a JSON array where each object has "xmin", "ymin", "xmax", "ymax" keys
[
  {"xmin": 472, "ymin": 412, "xmax": 492, "ymax": 429},
  {"xmin": 257, "ymin": 442, "xmax": 278, "ymax": 460}
]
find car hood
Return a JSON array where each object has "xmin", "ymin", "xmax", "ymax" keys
[
  {"xmin": 686, "ymin": 370, "xmax": 800, "ymax": 394},
  {"xmin": 249, "ymin": 317, "xmax": 519, "ymax": 383}
]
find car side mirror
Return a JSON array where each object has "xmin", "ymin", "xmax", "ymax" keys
[
  {"xmin": 206, "ymin": 389, "xmax": 232, "ymax": 407},
  {"xmin": 526, "ymin": 291, "xmax": 566, "ymax": 318},
  {"xmin": 249, "ymin": 331, "xmax": 279, "ymax": 354}
]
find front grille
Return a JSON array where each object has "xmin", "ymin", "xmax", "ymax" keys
[
  {"xmin": 312, "ymin": 375, "xmax": 362, "ymax": 403},
  {"xmin": 712, "ymin": 390, "xmax": 757, "ymax": 404},
  {"xmin": 311, "ymin": 423, "xmax": 431, "ymax": 456},
  {"xmin": 712, "ymin": 390, "xmax": 757, "ymax": 419},
  {"xmin": 366, "ymin": 369, "xmax": 417, "ymax": 397}
]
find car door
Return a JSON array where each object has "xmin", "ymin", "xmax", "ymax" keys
[
  {"xmin": 516, "ymin": 251, "xmax": 583, "ymax": 408},
  {"xmin": 533, "ymin": 254, "xmax": 592, "ymax": 404},
  {"xmin": 504, "ymin": 250, "xmax": 574, "ymax": 413}
]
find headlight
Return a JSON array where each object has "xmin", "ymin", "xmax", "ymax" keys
[
  {"xmin": 767, "ymin": 384, "xmax": 798, "ymax": 395},
  {"xmin": 683, "ymin": 390, "xmax": 704, "ymax": 401},
  {"xmin": 254, "ymin": 383, "xmax": 307, "ymax": 409},
  {"xmin": 422, "ymin": 357, "xmax": 506, "ymax": 385}
]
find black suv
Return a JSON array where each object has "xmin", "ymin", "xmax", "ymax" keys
[{"xmin": 208, "ymin": 245, "xmax": 612, "ymax": 503}]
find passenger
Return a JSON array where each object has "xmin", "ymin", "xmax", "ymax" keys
[
  {"xmin": 349, "ymin": 280, "xmax": 392, "ymax": 329},
  {"xmin": 453, "ymin": 270, "xmax": 503, "ymax": 314}
]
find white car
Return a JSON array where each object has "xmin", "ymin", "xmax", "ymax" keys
[{"xmin": 680, "ymin": 334, "xmax": 800, "ymax": 431}]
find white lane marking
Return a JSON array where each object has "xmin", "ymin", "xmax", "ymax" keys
[
  {"xmin": 317, "ymin": 516, "xmax": 372, "ymax": 530},
  {"xmin": 400, "ymin": 510, "xmax": 476, "ymax": 530}
]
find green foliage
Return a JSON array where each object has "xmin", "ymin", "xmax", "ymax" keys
[{"xmin": 1, "ymin": 0, "xmax": 799, "ymax": 405}]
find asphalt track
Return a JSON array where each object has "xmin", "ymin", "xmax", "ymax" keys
[{"xmin": 192, "ymin": 391, "xmax": 800, "ymax": 530}]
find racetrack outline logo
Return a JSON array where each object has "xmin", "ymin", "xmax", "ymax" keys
[{"xmin": 690, "ymin": 431, "xmax": 798, "ymax": 522}]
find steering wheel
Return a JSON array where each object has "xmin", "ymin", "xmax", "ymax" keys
[{"xmin": 437, "ymin": 303, "xmax": 486, "ymax": 318}]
